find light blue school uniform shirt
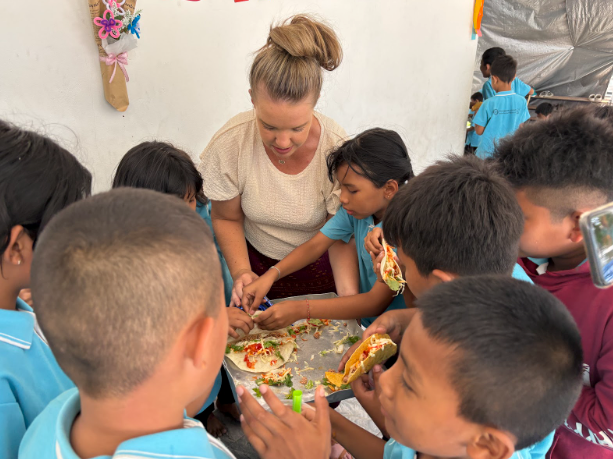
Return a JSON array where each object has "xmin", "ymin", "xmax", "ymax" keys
[
  {"xmin": 467, "ymin": 109, "xmax": 482, "ymax": 148},
  {"xmin": 384, "ymin": 432, "xmax": 554, "ymax": 459},
  {"xmin": 482, "ymin": 77, "xmax": 532, "ymax": 100},
  {"xmin": 473, "ymin": 90, "xmax": 530, "ymax": 159},
  {"xmin": 19, "ymin": 388, "xmax": 236, "ymax": 459},
  {"xmin": 0, "ymin": 298, "xmax": 74, "ymax": 459},
  {"xmin": 197, "ymin": 201, "xmax": 233, "ymax": 306},
  {"xmin": 513, "ymin": 263, "xmax": 533, "ymax": 283},
  {"xmin": 320, "ymin": 207, "xmax": 406, "ymax": 327}
]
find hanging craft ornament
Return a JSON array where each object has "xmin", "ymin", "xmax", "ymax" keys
[
  {"xmin": 88, "ymin": 0, "xmax": 140, "ymax": 111},
  {"xmin": 93, "ymin": 8, "xmax": 123, "ymax": 40}
]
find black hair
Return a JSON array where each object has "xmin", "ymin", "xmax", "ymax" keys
[
  {"xmin": 493, "ymin": 106, "xmax": 613, "ymax": 209},
  {"xmin": 592, "ymin": 104, "xmax": 613, "ymax": 126},
  {"xmin": 481, "ymin": 47, "xmax": 506, "ymax": 66},
  {"xmin": 0, "ymin": 120, "xmax": 92, "ymax": 258},
  {"xmin": 112, "ymin": 141, "xmax": 206, "ymax": 204},
  {"xmin": 327, "ymin": 128, "xmax": 414, "ymax": 188},
  {"xmin": 490, "ymin": 55, "xmax": 517, "ymax": 84},
  {"xmin": 535, "ymin": 103, "xmax": 554, "ymax": 117},
  {"xmin": 383, "ymin": 155, "xmax": 523, "ymax": 277},
  {"xmin": 417, "ymin": 275, "xmax": 583, "ymax": 449},
  {"xmin": 31, "ymin": 188, "xmax": 220, "ymax": 398},
  {"xmin": 470, "ymin": 92, "xmax": 483, "ymax": 102}
]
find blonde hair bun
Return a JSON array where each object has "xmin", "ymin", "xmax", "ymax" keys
[{"xmin": 250, "ymin": 14, "xmax": 343, "ymax": 102}]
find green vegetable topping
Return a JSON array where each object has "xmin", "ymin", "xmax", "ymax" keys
[
  {"xmin": 346, "ymin": 336, "xmax": 360, "ymax": 344},
  {"xmin": 264, "ymin": 340, "xmax": 279, "ymax": 348},
  {"xmin": 253, "ymin": 387, "xmax": 262, "ymax": 398},
  {"xmin": 275, "ymin": 350, "xmax": 285, "ymax": 362},
  {"xmin": 285, "ymin": 388, "xmax": 296, "ymax": 399},
  {"xmin": 305, "ymin": 380, "xmax": 314, "ymax": 390}
]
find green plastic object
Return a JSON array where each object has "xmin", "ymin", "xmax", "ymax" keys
[{"xmin": 292, "ymin": 390, "xmax": 303, "ymax": 413}]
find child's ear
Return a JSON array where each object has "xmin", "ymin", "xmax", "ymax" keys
[
  {"xmin": 569, "ymin": 211, "xmax": 584, "ymax": 244},
  {"xmin": 384, "ymin": 180, "xmax": 399, "ymax": 200},
  {"xmin": 249, "ymin": 88, "xmax": 254, "ymax": 106},
  {"xmin": 3, "ymin": 226, "xmax": 32, "ymax": 266},
  {"xmin": 466, "ymin": 428, "xmax": 515, "ymax": 459},
  {"xmin": 188, "ymin": 315, "xmax": 217, "ymax": 369},
  {"xmin": 431, "ymin": 269, "xmax": 457, "ymax": 284}
]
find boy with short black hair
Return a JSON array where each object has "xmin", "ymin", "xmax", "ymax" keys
[
  {"xmin": 493, "ymin": 106, "xmax": 613, "ymax": 459},
  {"xmin": 366, "ymin": 155, "xmax": 532, "ymax": 298},
  {"xmin": 19, "ymin": 188, "xmax": 235, "ymax": 459},
  {"xmin": 480, "ymin": 47, "xmax": 533, "ymax": 100},
  {"xmin": 240, "ymin": 276, "xmax": 583, "ymax": 459},
  {"xmin": 535, "ymin": 102, "xmax": 554, "ymax": 120},
  {"xmin": 473, "ymin": 55, "xmax": 530, "ymax": 158}
]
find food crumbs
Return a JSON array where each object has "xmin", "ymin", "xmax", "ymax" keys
[
  {"xmin": 314, "ymin": 332, "xmax": 321, "ymax": 339},
  {"xmin": 300, "ymin": 376, "xmax": 308, "ymax": 385}
]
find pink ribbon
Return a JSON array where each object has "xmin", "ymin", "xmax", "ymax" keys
[{"xmin": 99, "ymin": 53, "xmax": 129, "ymax": 83}]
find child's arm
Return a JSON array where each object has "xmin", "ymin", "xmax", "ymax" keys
[
  {"xmin": 253, "ymin": 282, "xmax": 395, "ymax": 330},
  {"xmin": 329, "ymin": 407, "xmax": 386, "ymax": 459},
  {"xmin": 242, "ymin": 232, "xmax": 337, "ymax": 313},
  {"xmin": 474, "ymin": 124, "xmax": 485, "ymax": 135}
]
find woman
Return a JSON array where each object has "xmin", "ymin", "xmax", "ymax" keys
[{"xmin": 199, "ymin": 14, "xmax": 359, "ymax": 307}]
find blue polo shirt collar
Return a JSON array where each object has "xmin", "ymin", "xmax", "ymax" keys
[
  {"xmin": 55, "ymin": 390, "xmax": 234, "ymax": 459},
  {"xmin": 0, "ymin": 298, "xmax": 36, "ymax": 349}
]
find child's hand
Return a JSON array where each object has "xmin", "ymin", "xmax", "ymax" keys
[
  {"xmin": 254, "ymin": 301, "xmax": 303, "ymax": 330},
  {"xmin": 364, "ymin": 227, "xmax": 384, "ymax": 255},
  {"xmin": 227, "ymin": 307, "xmax": 254, "ymax": 339},
  {"xmin": 351, "ymin": 366, "xmax": 383, "ymax": 409},
  {"xmin": 238, "ymin": 384, "xmax": 331, "ymax": 459},
  {"xmin": 363, "ymin": 308, "xmax": 417, "ymax": 344},
  {"xmin": 370, "ymin": 251, "xmax": 386, "ymax": 284},
  {"xmin": 19, "ymin": 289, "xmax": 33, "ymax": 306},
  {"xmin": 230, "ymin": 270, "xmax": 259, "ymax": 308},
  {"xmin": 338, "ymin": 339, "xmax": 363, "ymax": 372},
  {"xmin": 241, "ymin": 270, "xmax": 277, "ymax": 314}
]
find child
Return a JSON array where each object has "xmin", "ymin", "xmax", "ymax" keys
[
  {"xmin": 480, "ymin": 47, "xmax": 534, "ymax": 100},
  {"xmin": 473, "ymin": 55, "xmax": 530, "ymax": 158},
  {"xmin": 535, "ymin": 102, "xmax": 554, "ymax": 120},
  {"xmin": 328, "ymin": 276, "xmax": 583, "ymax": 459},
  {"xmin": 466, "ymin": 91, "xmax": 483, "ymax": 154},
  {"xmin": 0, "ymin": 120, "xmax": 92, "ymax": 459},
  {"xmin": 240, "ymin": 128, "xmax": 414, "ymax": 328},
  {"xmin": 19, "ymin": 188, "xmax": 235, "ymax": 459},
  {"xmin": 493, "ymin": 106, "xmax": 613, "ymax": 459},
  {"xmin": 112, "ymin": 141, "xmax": 246, "ymax": 437}
]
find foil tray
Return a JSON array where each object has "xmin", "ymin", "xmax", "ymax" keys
[{"xmin": 224, "ymin": 293, "xmax": 362, "ymax": 408}]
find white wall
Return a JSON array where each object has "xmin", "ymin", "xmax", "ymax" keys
[{"xmin": 0, "ymin": 0, "xmax": 478, "ymax": 192}]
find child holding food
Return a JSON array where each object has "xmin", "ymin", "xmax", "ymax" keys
[
  {"xmin": 238, "ymin": 128, "xmax": 414, "ymax": 328},
  {"xmin": 236, "ymin": 276, "xmax": 582, "ymax": 459}
]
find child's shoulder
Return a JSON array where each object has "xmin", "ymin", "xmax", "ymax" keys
[{"xmin": 19, "ymin": 388, "xmax": 76, "ymax": 459}]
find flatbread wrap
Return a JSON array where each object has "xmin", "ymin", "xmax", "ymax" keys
[
  {"xmin": 324, "ymin": 334, "xmax": 397, "ymax": 388},
  {"xmin": 381, "ymin": 238, "xmax": 406, "ymax": 295},
  {"xmin": 225, "ymin": 330, "xmax": 295, "ymax": 372}
]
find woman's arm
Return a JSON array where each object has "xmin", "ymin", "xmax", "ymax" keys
[
  {"xmin": 242, "ymin": 232, "xmax": 337, "ymax": 312},
  {"xmin": 210, "ymin": 197, "xmax": 258, "ymax": 306}
]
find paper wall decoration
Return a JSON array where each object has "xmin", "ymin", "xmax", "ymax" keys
[{"xmin": 88, "ymin": 0, "xmax": 142, "ymax": 111}]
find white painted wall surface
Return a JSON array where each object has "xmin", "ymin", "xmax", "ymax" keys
[{"xmin": 0, "ymin": 0, "xmax": 478, "ymax": 192}]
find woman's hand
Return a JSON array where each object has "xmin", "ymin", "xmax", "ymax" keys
[
  {"xmin": 241, "ymin": 269, "xmax": 277, "ymax": 314},
  {"xmin": 238, "ymin": 384, "xmax": 331, "ymax": 459},
  {"xmin": 254, "ymin": 301, "xmax": 304, "ymax": 330},
  {"xmin": 230, "ymin": 269, "xmax": 259, "ymax": 308},
  {"xmin": 364, "ymin": 227, "xmax": 384, "ymax": 255},
  {"xmin": 227, "ymin": 307, "xmax": 255, "ymax": 339}
]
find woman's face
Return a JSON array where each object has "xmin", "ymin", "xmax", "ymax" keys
[{"xmin": 251, "ymin": 86, "xmax": 316, "ymax": 160}]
